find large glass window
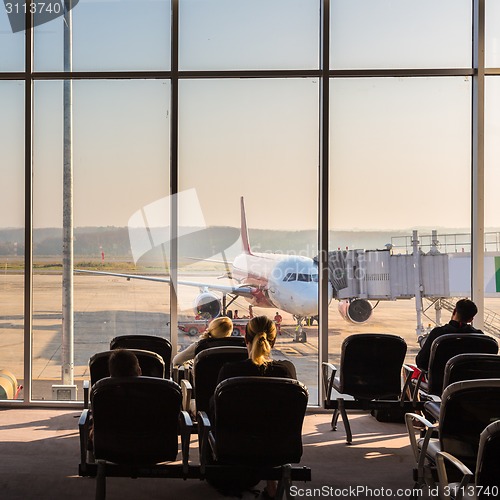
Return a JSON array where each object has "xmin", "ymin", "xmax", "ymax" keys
[
  {"xmin": 328, "ymin": 76, "xmax": 472, "ymax": 368},
  {"xmin": 0, "ymin": 81, "xmax": 24, "ymax": 401},
  {"xmin": 179, "ymin": 0, "xmax": 319, "ymax": 70},
  {"xmin": 32, "ymin": 80, "xmax": 170, "ymax": 401},
  {"xmin": 34, "ymin": 0, "xmax": 171, "ymax": 72},
  {"xmin": 1, "ymin": 1, "xmax": 496, "ymax": 406},
  {"xmin": 177, "ymin": 78, "xmax": 319, "ymax": 402},
  {"xmin": 484, "ymin": 77, "xmax": 500, "ymax": 336},
  {"xmin": 331, "ymin": 0, "xmax": 472, "ymax": 69},
  {"xmin": 0, "ymin": 6, "xmax": 24, "ymax": 71},
  {"xmin": 486, "ymin": 0, "xmax": 500, "ymax": 68}
]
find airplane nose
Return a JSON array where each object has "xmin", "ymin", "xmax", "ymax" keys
[{"xmin": 282, "ymin": 285, "xmax": 318, "ymax": 316}]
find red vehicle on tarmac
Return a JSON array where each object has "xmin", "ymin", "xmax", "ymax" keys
[{"xmin": 178, "ymin": 318, "xmax": 249, "ymax": 337}]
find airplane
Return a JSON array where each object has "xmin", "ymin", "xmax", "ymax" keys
[{"xmin": 77, "ymin": 197, "xmax": 374, "ymax": 342}]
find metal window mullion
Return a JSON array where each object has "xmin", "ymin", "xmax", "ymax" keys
[
  {"xmin": 169, "ymin": 0, "xmax": 179, "ymax": 357},
  {"xmin": 23, "ymin": 2, "xmax": 33, "ymax": 405},
  {"xmin": 318, "ymin": 0, "xmax": 330, "ymax": 406},
  {"xmin": 472, "ymin": 0, "xmax": 485, "ymax": 329}
]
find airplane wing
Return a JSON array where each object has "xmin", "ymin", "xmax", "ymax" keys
[{"xmin": 75, "ymin": 269, "xmax": 256, "ymax": 298}]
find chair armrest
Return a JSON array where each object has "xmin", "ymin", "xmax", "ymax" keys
[
  {"xmin": 172, "ymin": 365, "xmax": 179, "ymax": 384},
  {"xmin": 78, "ymin": 409, "xmax": 90, "ymax": 471},
  {"xmin": 404, "ymin": 412, "xmax": 438, "ymax": 470},
  {"xmin": 180, "ymin": 379, "xmax": 193, "ymax": 413},
  {"xmin": 179, "ymin": 410, "xmax": 193, "ymax": 476},
  {"xmin": 83, "ymin": 380, "xmax": 90, "ymax": 409},
  {"xmin": 412, "ymin": 369, "xmax": 428, "ymax": 406},
  {"xmin": 401, "ymin": 364, "xmax": 414, "ymax": 402},
  {"xmin": 423, "ymin": 400, "xmax": 441, "ymax": 422},
  {"xmin": 197, "ymin": 411, "xmax": 212, "ymax": 475},
  {"xmin": 436, "ymin": 451, "xmax": 474, "ymax": 500},
  {"xmin": 321, "ymin": 362, "xmax": 338, "ymax": 402}
]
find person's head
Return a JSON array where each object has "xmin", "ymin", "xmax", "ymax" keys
[
  {"xmin": 245, "ymin": 315, "xmax": 277, "ymax": 366},
  {"xmin": 200, "ymin": 316, "xmax": 233, "ymax": 340},
  {"xmin": 108, "ymin": 349, "xmax": 142, "ymax": 377},
  {"xmin": 452, "ymin": 298, "xmax": 478, "ymax": 324}
]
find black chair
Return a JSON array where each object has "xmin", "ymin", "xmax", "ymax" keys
[
  {"xmin": 110, "ymin": 335, "xmax": 172, "ymax": 378},
  {"xmin": 78, "ymin": 377, "xmax": 196, "ymax": 499},
  {"xmin": 194, "ymin": 336, "xmax": 246, "ymax": 356},
  {"xmin": 84, "ymin": 349, "xmax": 165, "ymax": 408},
  {"xmin": 436, "ymin": 419, "xmax": 500, "ymax": 500},
  {"xmin": 406, "ymin": 379, "xmax": 500, "ymax": 491},
  {"xmin": 181, "ymin": 346, "xmax": 248, "ymax": 416},
  {"xmin": 424, "ymin": 353, "xmax": 500, "ymax": 421},
  {"xmin": 198, "ymin": 377, "xmax": 311, "ymax": 498},
  {"xmin": 175, "ymin": 337, "xmax": 247, "ymax": 385},
  {"xmin": 412, "ymin": 334, "xmax": 498, "ymax": 403},
  {"xmin": 322, "ymin": 333, "xmax": 411, "ymax": 444}
]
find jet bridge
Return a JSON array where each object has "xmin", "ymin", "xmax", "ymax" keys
[{"xmin": 322, "ymin": 230, "xmax": 500, "ymax": 337}]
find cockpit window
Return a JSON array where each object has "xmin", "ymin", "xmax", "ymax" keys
[{"xmin": 283, "ymin": 273, "xmax": 318, "ymax": 282}]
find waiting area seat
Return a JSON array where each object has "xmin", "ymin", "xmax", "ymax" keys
[
  {"xmin": 110, "ymin": 335, "xmax": 172, "ymax": 378},
  {"xmin": 322, "ymin": 333, "xmax": 415, "ymax": 444},
  {"xmin": 410, "ymin": 334, "xmax": 498, "ymax": 404},
  {"xmin": 424, "ymin": 353, "xmax": 500, "ymax": 421},
  {"xmin": 79, "ymin": 376, "xmax": 197, "ymax": 500},
  {"xmin": 198, "ymin": 377, "xmax": 311, "ymax": 499},
  {"xmin": 405, "ymin": 379, "xmax": 500, "ymax": 492},
  {"xmin": 193, "ymin": 335, "xmax": 246, "ymax": 355},
  {"xmin": 436, "ymin": 419, "xmax": 500, "ymax": 500},
  {"xmin": 83, "ymin": 349, "xmax": 165, "ymax": 409},
  {"xmin": 173, "ymin": 336, "xmax": 246, "ymax": 383},
  {"xmin": 180, "ymin": 346, "xmax": 248, "ymax": 417}
]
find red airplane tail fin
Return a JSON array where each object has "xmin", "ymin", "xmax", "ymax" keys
[{"xmin": 240, "ymin": 197, "xmax": 252, "ymax": 255}]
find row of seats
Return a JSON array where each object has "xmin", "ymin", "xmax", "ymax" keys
[
  {"xmin": 79, "ymin": 334, "xmax": 311, "ymax": 499},
  {"xmin": 321, "ymin": 332, "xmax": 500, "ymax": 498},
  {"xmin": 82, "ymin": 334, "xmax": 247, "ymax": 409}
]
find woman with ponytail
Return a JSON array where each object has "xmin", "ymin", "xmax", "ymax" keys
[
  {"xmin": 214, "ymin": 315, "xmax": 296, "ymax": 499},
  {"xmin": 172, "ymin": 316, "xmax": 233, "ymax": 366},
  {"xmin": 217, "ymin": 315, "xmax": 296, "ymax": 382}
]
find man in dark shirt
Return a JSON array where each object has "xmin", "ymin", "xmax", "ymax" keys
[{"xmin": 415, "ymin": 298, "xmax": 482, "ymax": 370}]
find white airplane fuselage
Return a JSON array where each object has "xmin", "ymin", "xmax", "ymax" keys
[{"xmin": 232, "ymin": 252, "xmax": 333, "ymax": 317}]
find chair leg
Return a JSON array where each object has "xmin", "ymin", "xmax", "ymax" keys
[
  {"xmin": 96, "ymin": 460, "xmax": 106, "ymax": 500},
  {"xmin": 275, "ymin": 464, "xmax": 292, "ymax": 500},
  {"xmin": 338, "ymin": 399, "xmax": 352, "ymax": 444},
  {"xmin": 331, "ymin": 409, "xmax": 340, "ymax": 430}
]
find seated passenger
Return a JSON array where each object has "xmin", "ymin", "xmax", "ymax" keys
[
  {"xmin": 109, "ymin": 348, "xmax": 142, "ymax": 377},
  {"xmin": 172, "ymin": 316, "xmax": 233, "ymax": 366},
  {"xmin": 88, "ymin": 349, "xmax": 141, "ymax": 448},
  {"xmin": 215, "ymin": 315, "xmax": 296, "ymax": 498},
  {"xmin": 217, "ymin": 315, "xmax": 296, "ymax": 383},
  {"xmin": 416, "ymin": 298, "xmax": 483, "ymax": 370}
]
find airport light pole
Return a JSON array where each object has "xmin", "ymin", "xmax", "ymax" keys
[{"xmin": 61, "ymin": 0, "xmax": 74, "ymax": 387}]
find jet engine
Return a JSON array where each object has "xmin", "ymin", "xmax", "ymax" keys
[
  {"xmin": 338, "ymin": 299, "xmax": 373, "ymax": 324},
  {"xmin": 193, "ymin": 292, "xmax": 222, "ymax": 319}
]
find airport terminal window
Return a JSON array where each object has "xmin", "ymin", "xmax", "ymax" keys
[
  {"xmin": 327, "ymin": 76, "xmax": 472, "ymax": 367},
  {"xmin": 178, "ymin": 77, "xmax": 319, "ymax": 403},
  {"xmin": 0, "ymin": 8, "xmax": 24, "ymax": 71},
  {"xmin": 31, "ymin": 79, "xmax": 170, "ymax": 401},
  {"xmin": 179, "ymin": 0, "xmax": 319, "ymax": 71},
  {"xmin": 486, "ymin": 0, "xmax": 500, "ymax": 68},
  {"xmin": 330, "ymin": 0, "xmax": 471, "ymax": 69},
  {"xmin": 33, "ymin": 0, "xmax": 171, "ymax": 72},
  {"xmin": 0, "ymin": 0, "xmax": 496, "ymax": 405},
  {"xmin": 0, "ymin": 81, "xmax": 24, "ymax": 401}
]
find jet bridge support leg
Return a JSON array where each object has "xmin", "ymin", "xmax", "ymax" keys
[{"xmin": 412, "ymin": 231, "xmax": 425, "ymax": 338}]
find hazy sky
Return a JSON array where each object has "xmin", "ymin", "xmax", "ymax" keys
[{"xmin": 1, "ymin": 0, "xmax": 500, "ymax": 233}]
